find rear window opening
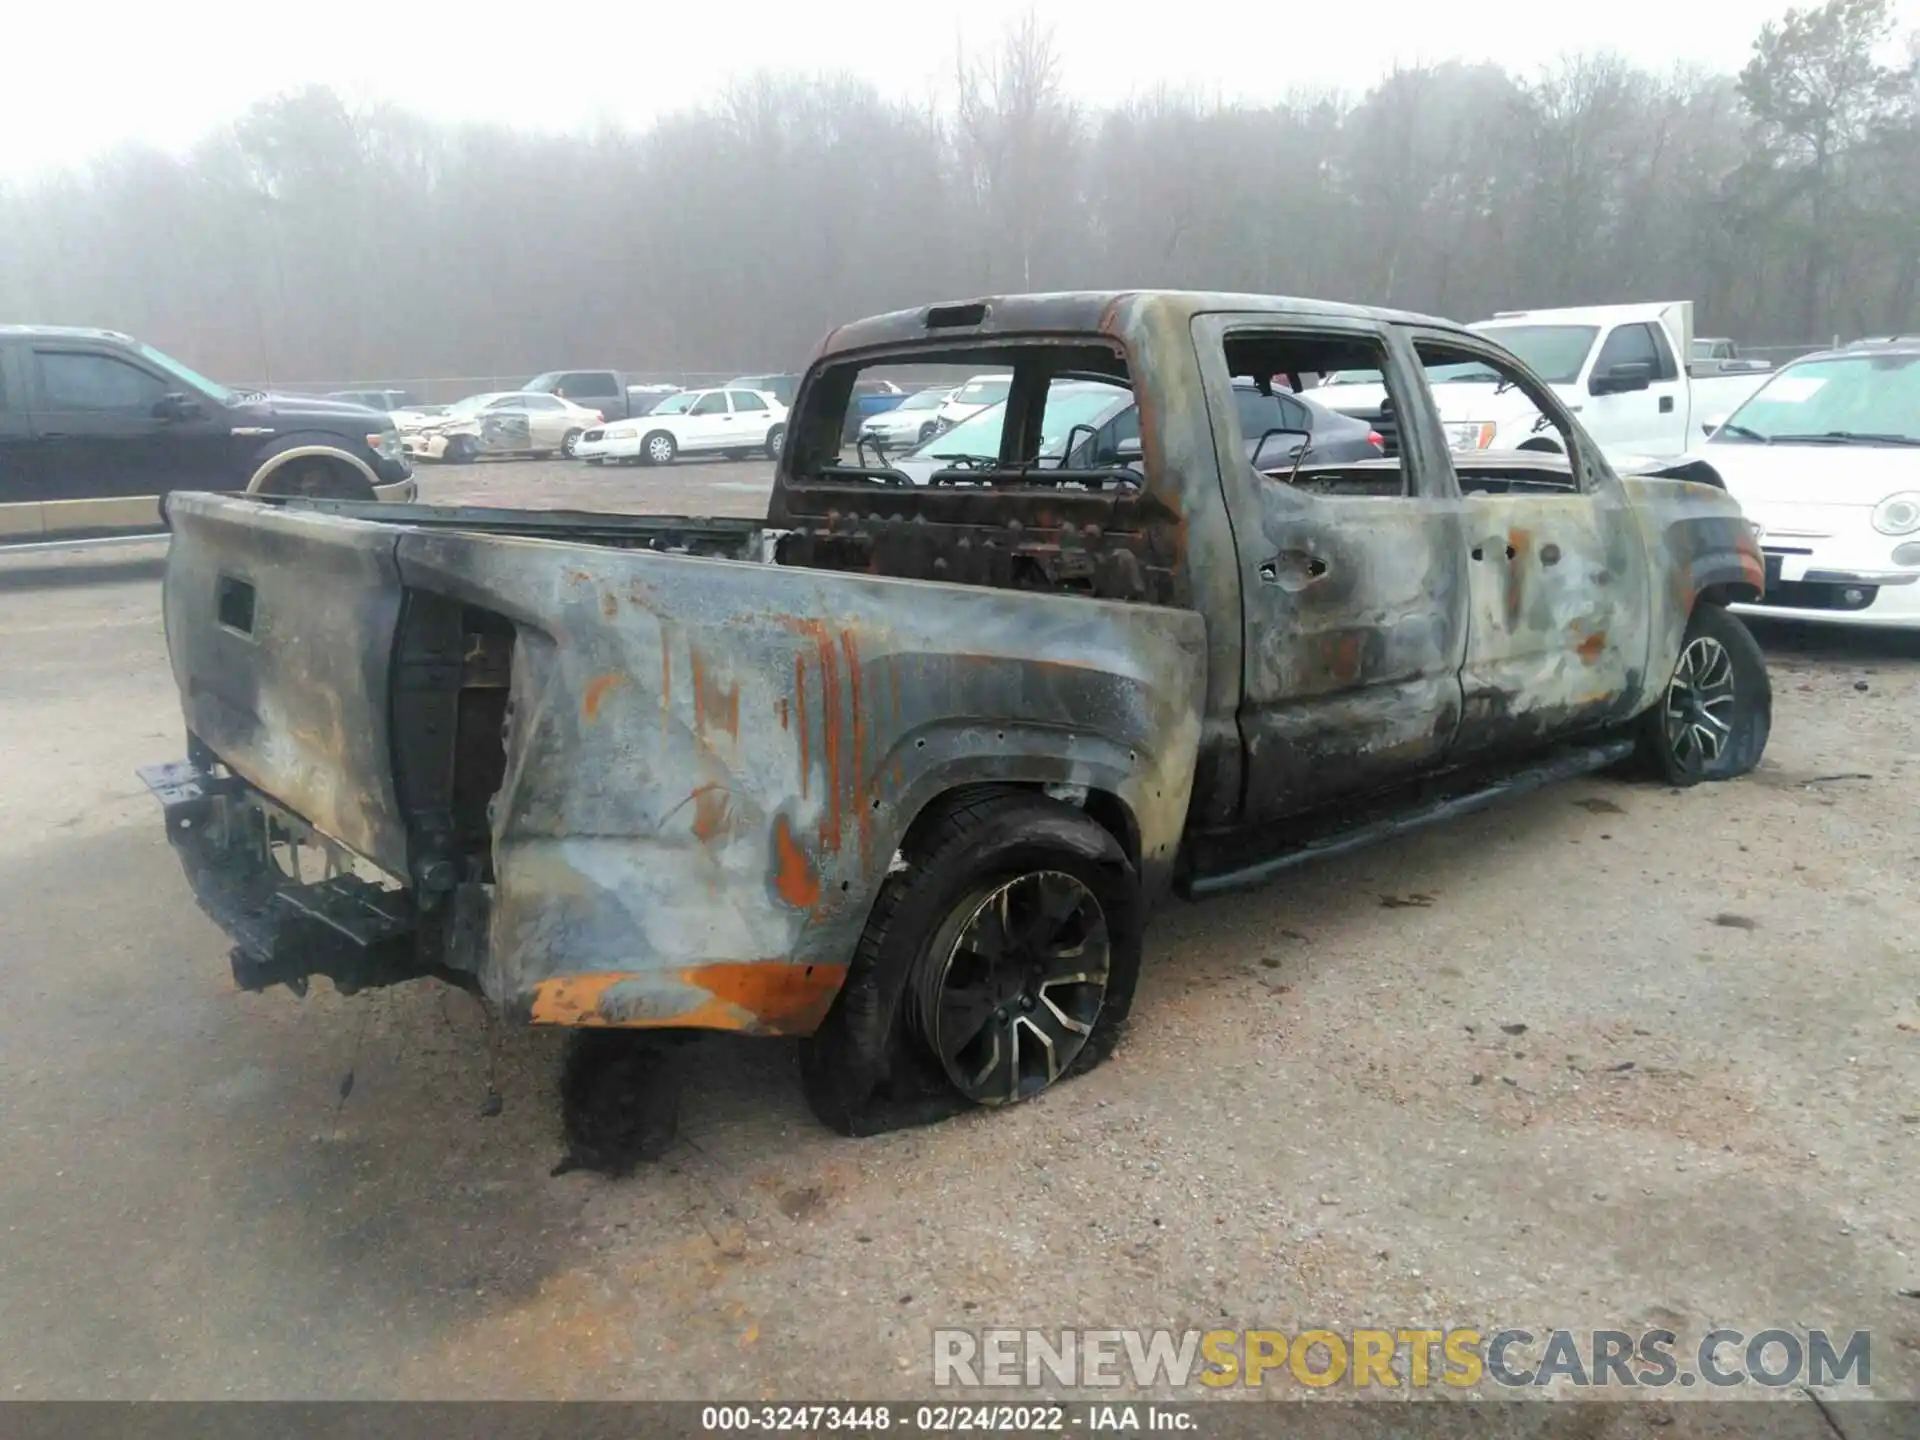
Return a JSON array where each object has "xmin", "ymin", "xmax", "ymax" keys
[
  {"xmin": 770, "ymin": 339, "xmax": 1176, "ymax": 606},
  {"xmin": 786, "ymin": 342, "xmax": 1140, "ymax": 494}
]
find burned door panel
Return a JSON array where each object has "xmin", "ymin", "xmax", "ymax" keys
[
  {"xmin": 1451, "ymin": 486, "xmax": 1652, "ymax": 752},
  {"xmin": 1190, "ymin": 313, "xmax": 1470, "ymax": 823},
  {"xmin": 1238, "ymin": 487, "xmax": 1471, "ymax": 817}
]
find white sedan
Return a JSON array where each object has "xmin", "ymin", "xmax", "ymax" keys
[
  {"xmin": 575, "ymin": 387, "xmax": 788, "ymax": 466},
  {"xmin": 1666, "ymin": 339, "xmax": 1920, "ymax": 629}
]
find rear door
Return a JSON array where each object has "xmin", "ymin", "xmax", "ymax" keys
[
  {"xmin": 1195, "ymin": 313, "xmax": 1472, "ymax": 821},
  {"xmin": 0, "ymin": 344, "xmax": 39, "ymax": 539},
  {"xmin": 727, "ymin": 389, "xmax": 773, "ymax": 444}
]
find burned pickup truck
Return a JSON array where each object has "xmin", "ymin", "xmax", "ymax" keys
[{"xmin": 142, "ymin": 291, "xmax": 1770, "ymax": 1139}]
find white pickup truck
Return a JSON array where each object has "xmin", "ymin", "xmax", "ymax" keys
[{"xmin": 1317, "ymin": 301, "xmax": 1775, "ymax": 463}]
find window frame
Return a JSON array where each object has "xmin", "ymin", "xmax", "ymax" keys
[
  {"xmin": 1409, "ymin": 330, "xmax": 1602, "ymax": 494},
  {"xmin": 728, "ymin": 389, "xmax": 769, "ymax": 413},
  {"xmin": 690, "ymin": 391, "xmax": 730, "ymax": 416}
]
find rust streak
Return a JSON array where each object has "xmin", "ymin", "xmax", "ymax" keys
[
  {"xmin": 771, "ymin": 814, "xmax": 821, "ymax": 909},
  {"xmin": 690, "ymin": 782, "xmax": 733, "ymax": 846},
  {"xmin": 1575, "ymin": 630, "xmax": 1607, "ymax": 664},
  {"xmin": 527, "ymin": 973, "xmax": 746, "ymax": 1031},
  {"xmin": 660, "ymin": 645, "xmax": 672, "ymax": 733},
  {"xmin": 683, "ymin": 960, "xmax": 850, "ymax": 1036},
  {"xmin": 690, "ymin": 651, "xmax": 706, "ymax": 735},
  {"xmin": 600, "ymin": 591, "xmax": 617, "ymax": 619},
  {"xmin": 793, "ymin": 653, "xmax": 811, "ymax": 799},
  {"xmin": 817, "ymin": 628, "xmax": 843, "ymax": 853},
  {"xmin": 582, "ymin": 672, "xmax": 623, "ymax": 722},
  {"xmin": 841, "ymin": 629, "xmax": 869, "ymax": 862}
]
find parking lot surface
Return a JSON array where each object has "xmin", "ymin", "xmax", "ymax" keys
[{"xmin": 2, "ymin": 457, "xmax": 1917, "ymax": 1401}]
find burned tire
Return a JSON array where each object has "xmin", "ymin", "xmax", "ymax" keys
[
  {"xmin": 1635, "ymin": 603, "xmax": 1770, "ymax": 786},
  {"xmin": 640, "ymin": 431, "xmax": 677, "ymax": 467},
  {"xmin": 800, "ymin": 791, "xmax": 1142, "ymax": 1136},
  {"xmin": 256, "ymin": 458, "xmax": 376, "ymax": 501}
]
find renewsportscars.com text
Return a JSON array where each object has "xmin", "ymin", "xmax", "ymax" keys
[{"xmin": 932, "ymin": 1327, "xmax": 1871, "ymax": 1390}]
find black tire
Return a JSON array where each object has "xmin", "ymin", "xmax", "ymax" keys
[
  {"xmin": 918, "ymin": 421, "xmax": 937, "ymax": 443},
  {"xmin": 764, "ymin": 423, "xmax": 787, "ymax": 460},
  {"xmin": 800, "ymin": 791, "xmax": 1142, "ymax": 1136},
  {"xmin": 257, "ymin": 458, "xmax": 376, "ymax": 500},
  {"xmin": 639, "ymin": 431, "xmax": 677, "ymax": 467},
  {"xmin": 1635, "ymin": 603, "xmax": 1771, "ymax": 786},
  {"xmin": 444, "ymin": 435, "xmax": 477, "ymax": 464},
  {"xmin": 561, "ymin": 428, "xmax": 584, "ymax": 458},
  {"xmin": 725, "ymin": 448, "xmax": 752, "ymax": 461}
]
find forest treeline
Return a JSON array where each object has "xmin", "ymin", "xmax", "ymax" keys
[{"xmin": 0, "ymin": 0, "xmax": 1915, "ymax": 383}]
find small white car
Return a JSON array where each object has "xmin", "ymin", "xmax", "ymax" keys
[
  {"xmin": 857, "ymin": 385, "xmax": 954, "ymax": 450},
  {"xmin": 574, "ymin": 387, "xmax": 788, "ymax": 466},
  {"xmin": 934, "ymin": 374, "xmax": 1012, "ymax": 430},
  {"xmin": 1661, "ymin": 338, "xmax": 1920, "ymax": 629},
  {"xmin": 403, "ymin": 391, "xmax": 605, "ymax": 462}
]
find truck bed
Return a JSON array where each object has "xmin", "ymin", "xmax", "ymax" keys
[{"xmin": 158, "ymin": 492, "xmax": 1206, "ymax": 1031}]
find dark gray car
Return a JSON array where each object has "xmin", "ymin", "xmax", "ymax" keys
[{"xmin": 883, "ymin": 376, "xmax": 1383, "ymax": 481}]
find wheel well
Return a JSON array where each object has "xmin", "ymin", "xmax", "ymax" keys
[
  {"xmin": 895, "ymin": 782, "xmax": 1140, "ymax": 872},
  {"xmin": 253, "ymin": 451, "xmax": 377, "ymax": 499}
]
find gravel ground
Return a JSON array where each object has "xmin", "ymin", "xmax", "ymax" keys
[{"xmin": 1, "ymin": 462, "xmax": 1916, "ymax": 1406}]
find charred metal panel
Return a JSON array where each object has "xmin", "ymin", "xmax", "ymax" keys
[
  {"xmin": 163, "ymin": 492, "xmax": 412, "ymax": 875},
  {"xmin": 1450, "ymin": 483, "xmax": 1655, "ymax": 757},
  {"xmin": 1620, "ymin": 473, "xmax": 1768, "ymax": 682},
  {"xmin": 388, "ymin": 527, "xmax": 1206, "ymax": 1034}
]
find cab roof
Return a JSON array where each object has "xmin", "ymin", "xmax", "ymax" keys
[{"xmin": 816, "ymin": 290, "xmax": 1463, "ymax": 359}]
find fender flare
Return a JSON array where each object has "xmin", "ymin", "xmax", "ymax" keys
[{"xmin": 247, "ymin": 441, "xmax": 381, "ymax": 493}]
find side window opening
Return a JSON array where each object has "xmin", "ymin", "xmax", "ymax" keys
[
  {"xmin": 35, "ymin": 351, "xmax": 167, "ymax": 412},
  {"xmin": 691, "ymin": 392, "xmax": 728, "ymax": 416},
  {"xmin": 1217, "ymin": 332, "xmax": 1408, "ymax": 498},
  {"xmin": 1595, "ymin": 324, "xmax": 1661, "ymax": 376},
  {"xmin": 1413, "ymin": 339, "xmax": 1588, "ymax": 496}
]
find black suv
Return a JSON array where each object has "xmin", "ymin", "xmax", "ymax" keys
[{"xmin": 0, "ymin": 326, "xmax": 414, "ymax": 544}]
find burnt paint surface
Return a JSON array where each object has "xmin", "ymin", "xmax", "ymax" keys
[
  {"xmin": 153, "ymin": 291, "xmax": 1764, "ymax": 1038},
  {"xmin": 162, "ymin": 494, "xmax": 1205, "ymax": 1034}
]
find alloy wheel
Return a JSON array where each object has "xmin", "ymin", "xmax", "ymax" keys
[{"xmin": 917, "ymin": 871, "xmax": 1111, "ymax": 1106}]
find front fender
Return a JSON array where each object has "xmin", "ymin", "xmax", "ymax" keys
[{"xmin": 1619, "ymin": 474, "xmax": 1765, "ymax": 699}]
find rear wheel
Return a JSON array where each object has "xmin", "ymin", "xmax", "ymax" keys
[
  {"xmin": 764, "ymin": 423, "xmax": 787, "ymax": 459},
  {"xmin": 561, "ymin": 428, "xmax": 584, "ymax": 457},
  {"xmin": 257, "ymin": 458, "xmax": 375, "ymax": 500},
  {"xmin": 1635, "ymin": 603, "xmax": 1770, "ymax": 785},
  {"xmin": 800, "ymin": 792, "xmax": 1141, "ymax": 1134},
  {"xmin": 640, "ymin": 431, "xmax": 677, "ymax": 467}
]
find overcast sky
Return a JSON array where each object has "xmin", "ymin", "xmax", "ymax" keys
[{"xmin": 6, "ymin": 0, "xmax": 1916, "ymax": 180}]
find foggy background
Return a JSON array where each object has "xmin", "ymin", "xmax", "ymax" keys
[{"xmin": 0, "ymin": 0, "xmax": 1915, "ymax": 389}]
